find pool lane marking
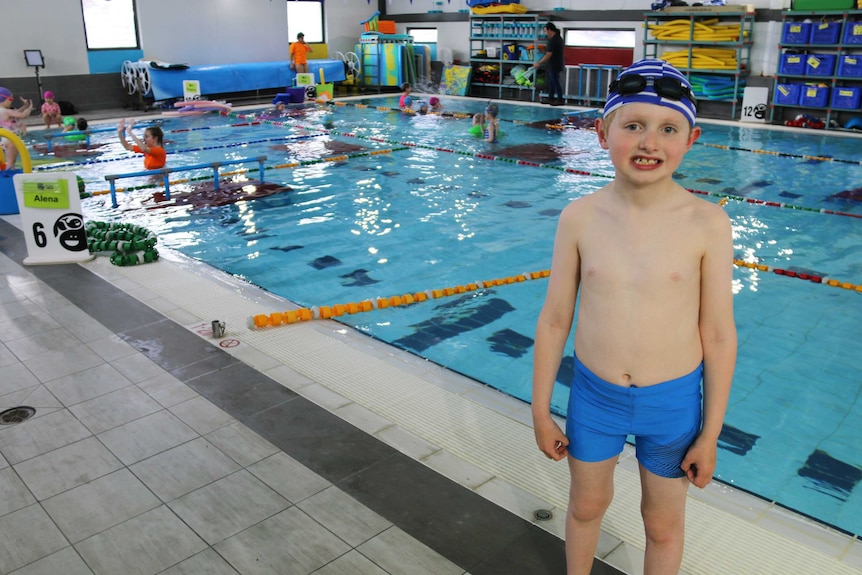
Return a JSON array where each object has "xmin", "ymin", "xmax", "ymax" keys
[
  {"xmin": 33, "ymin": 132, "xmax": 328, "ymax": 172},
  {"xmin": 299, "ymin": 126, "xmax": 862, "ymax": 221},
  {"xmin": 247, "ymin": 261, "xmax": 862, "ymax": 330},
  {"xmin": 248, "ymin": 270, "xmax": 552, "ymax": 329},
  {"xmin": 732, "ymin": 258, "xmax": 862, "ymax": 293},
  {"xmin": 88, "ymin": 147, "xmax": 406, "ymax": 196},
  {"xmin": 326, "ymin": 101, "xmax": 862, "ymax": 165},
  {"xmin": 694, "ymin": 141, "xmax": 862, "ymax": 166}
]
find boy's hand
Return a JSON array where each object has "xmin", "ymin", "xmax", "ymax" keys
[
  {"xmin": 680, "ymin": 436, "xmax": 717, "ymax": 488},
  {"xmin": 533, "ymin": 416, "xmax": 569, "ymax": 461}
]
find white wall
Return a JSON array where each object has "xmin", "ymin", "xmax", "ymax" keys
[
  {"xmin": 136, "ymin": 0, "xmax": 289, "ymax": 65},
  {"xmin": 0, "ymin": 0, "xmax": 370, "ymax": 79},
  {"xmin": 0, "ymin": 2, "xmax": 91, "ymax": 77}
]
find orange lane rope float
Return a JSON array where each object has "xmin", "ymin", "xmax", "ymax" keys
[
  {"xmin": 732, "ymin": 258, "xmax": 862, "ymax": 292},
  {"xmin": 248, "ymin": 258, "xmax": 861, "ymax": 330},
  {"xmin": 248, "ymin": 270, "xmax": 552, "ymax": 329}
]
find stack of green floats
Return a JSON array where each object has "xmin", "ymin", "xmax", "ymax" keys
[{"xmin": 85, "ymin": 221, "xmax": 159, "ymax": 266}]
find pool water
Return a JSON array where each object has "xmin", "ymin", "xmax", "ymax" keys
[{"xmin": 51, "ymin": 96, "xmax": 861, "ymax": 535}]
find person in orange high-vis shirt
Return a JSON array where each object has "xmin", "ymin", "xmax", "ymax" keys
[
  {"xmin": 290, "ymin": 32, "xmax": 313, "ymax": 74},
  {"xmin": 117, "ymin": 118, "xmax": 166, "ymax": 170}
]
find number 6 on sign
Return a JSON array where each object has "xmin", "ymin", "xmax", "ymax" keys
[{"xmin": 13, "ymin": 173, "xmax": 95, "ymax": 266}]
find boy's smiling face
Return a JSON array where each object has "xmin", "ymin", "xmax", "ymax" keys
[{"xmin": 596, "ymin": 102, "xmax": 700, "ymax": 186}]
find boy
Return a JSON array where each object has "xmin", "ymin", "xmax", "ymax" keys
[
  {"xmin": 290, "ymin": 32, "xmax": 313, "ymax": 74},
  {"xmin": 117, "ymin": 118, "xmax": 166, "ymax": 170},
  {"xmin": 532, "ymin": 59, "xmax": 736, "ymax": 575}
]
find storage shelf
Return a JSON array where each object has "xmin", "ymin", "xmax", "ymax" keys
[
  {"xmin": 469, "ymin": 13, "xmax": 549, "ymax": 101},
  {"xmin": 642, "ymin": 10, "xmax": 754, "ymax": 119},
  {"xmin": 770, "ymin": 10, "xmax": 862, "ymax": 130}
]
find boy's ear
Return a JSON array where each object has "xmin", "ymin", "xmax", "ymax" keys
[
  {"xmin": 686, "ymin": 125, "xmax": 702, "ymax": 149},
  {"xmin": 595, "ymin": 118, "xmax": 610, "ymax": 150}
]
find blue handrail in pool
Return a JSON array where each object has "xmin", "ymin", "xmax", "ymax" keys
[{"xmin": 104, "ymin": 156, "xmax": 267, "ymax": 208}]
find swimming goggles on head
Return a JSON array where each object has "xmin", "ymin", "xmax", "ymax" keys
[{"xmin": 608, "ymin": 74, "xmax": 696, "ymax": 105}]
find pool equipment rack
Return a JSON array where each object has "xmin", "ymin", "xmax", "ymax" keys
[
  {"xmin": 104, "ymin": 156, "xmax": 266, "ymax": 208},
  {"xmin": 469, "ymin": 13, "xmax": 549, "ymax": 101},
  {"xmin": 769, "ymin": 9, "xmax": 862, "ymax": 132},
  {"xmin": 357, "ymin": 32, "xmax": 417, "ymax": 92},
  {"xmin": 642, "ymin": 9, "xmax": 754, "ymax": 119}
]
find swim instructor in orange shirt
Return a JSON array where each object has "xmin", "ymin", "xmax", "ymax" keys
[{"xmin": 290, "ymin": 32, "xmax": 313, "ymax": 74}]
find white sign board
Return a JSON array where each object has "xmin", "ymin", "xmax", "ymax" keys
[
  {"xmin": 183, "ymin": 80, "xmax": 201, "ymax": 101},
  {"xmin": 740, "ymin": 87, "xmax": 769, "ymax": 123},
  {"xmin": 13, "ymin": 173, "xmax": 94, "ymax": 266}
]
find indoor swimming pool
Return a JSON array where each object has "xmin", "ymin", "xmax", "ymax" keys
[{"xmin": 29, "ymin": 95, "xmax": 862, "ymax": 537}]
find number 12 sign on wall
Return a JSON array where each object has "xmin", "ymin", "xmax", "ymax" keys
[{"xmin": 13, "ymin": 173, "xmax": 94, "ymax": 266}]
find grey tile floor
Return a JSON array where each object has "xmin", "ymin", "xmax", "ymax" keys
[{"xmin": 0, "ymin": 219, "xmax": 623, "ymax": 574}]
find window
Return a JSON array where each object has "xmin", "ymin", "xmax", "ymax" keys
[
  {"xmin": 407, "ymin": 28, "xmax": 438, "ymax": 44},
  {"xmin": 81, "ymin": 0, "xmax": 139, "ymax": 50},
  {"xmin": 287, "ymin": 1, "xmax": 324, "ymax": 43},
  {"xmin": 564, "ymin": 29, "xmax": 635, "ymax": 49}
]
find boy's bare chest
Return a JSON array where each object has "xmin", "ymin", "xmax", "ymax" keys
[{"xmin": 579, "ymin": 219, "xmax": 701, "ymax": 287}]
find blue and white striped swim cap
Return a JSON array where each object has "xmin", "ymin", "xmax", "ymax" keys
[{"xmin": 603, "ymin": 59, "xmax": 697, "ymax": 126}]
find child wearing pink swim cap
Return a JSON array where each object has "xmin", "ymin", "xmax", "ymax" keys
[
  {"xmin": 41, "ymin": 91, "xmax": 62, "ymax": 129},
  {"xmin": 429, "ymin": 97, "xmax": 443, "ymax": 113}
]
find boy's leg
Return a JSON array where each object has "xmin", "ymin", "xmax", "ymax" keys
[
  {"xmin": 639, "ymin": 466, "xmax": 689, "ymax": 575},
  {"xmin": 566, "ymin": 455, "xmax": 617, "ymax": 575}
]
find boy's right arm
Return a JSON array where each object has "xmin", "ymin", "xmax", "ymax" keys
[{"xmin": 532, "ymin": 204, "xmax": 581, "ymax": 460}]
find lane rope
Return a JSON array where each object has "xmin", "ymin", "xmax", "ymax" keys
[{"xmin": 247, "ymin": 260, "xmax": 861, "ymax": 330}]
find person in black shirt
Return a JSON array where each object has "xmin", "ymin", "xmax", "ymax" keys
[{"xmin": 532, "ymin": 22, "xmax": 565, "ymax": 106}]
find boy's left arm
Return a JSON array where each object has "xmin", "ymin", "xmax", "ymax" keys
[{"xmin": 681, "ymin": 209, "xmax": 737, "ymax": 488}]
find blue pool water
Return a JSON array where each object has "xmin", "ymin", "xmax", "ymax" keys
[{"xmin": 43, "ymin": 96, "xmax": 861, "ymax": 535}]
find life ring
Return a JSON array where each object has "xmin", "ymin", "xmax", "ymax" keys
[
  {"xmin": 0, "ymin": 128, "xmax": 33, "ymax": 172},
  {"xmin": 85, "ymin": 221, "xmax": 159, "ymax": 266}
]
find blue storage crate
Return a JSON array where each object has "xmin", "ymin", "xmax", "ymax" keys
[
  {"xmin": 830, "ymin": 86, "xmax": 862, "ymax": 109},
  {"xmin": 838, "ymin": 54, "xmax": 862, "ymax": 78},
  {"xmin": 782, "ymin": 22, "xmax": 811, "ymax": 44},
  {"xmin": 800, "ymin": 85, "xmax": 830, "ymax": 107},
  {"xmin": 805, "ymin": 54, "xmax": 836, "ymax": 77},
  {"xmin": 774, "ymin": 83, "xmax": 802, "ymax": 105},
  {"xmin": 844, "ymin": 20, "xmax": 862, "ymax": 44},
  {"xmin": 780, "ymin": 53, "xmax": 806, "ymax": 75},
  {"xmin": 809, "ymin": 21, "xmax": 840, "ymax": 45},
  {"xmin": 843, "ymin": 22, "xmax": 862, "ymax": 45}
]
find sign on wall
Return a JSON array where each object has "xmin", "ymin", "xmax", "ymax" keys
[
  {"xmin": 13, "ymin": 173, "xmax": 94, "ymax": 266},
  {"xmin": 740, "ymin": 87, "xmax": 768, "ymax": 123}
]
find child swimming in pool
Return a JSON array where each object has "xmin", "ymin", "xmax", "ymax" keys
[
  {"xmin": 399, "ymin": 83, "xmax": 413, "ymax": 112},
  {"xmin": 429, "ymin": 97, "xmax": 443, "ymax": 113},
  {"xmin": 483, "ymin": 103, "xmax": 499, "ymax": 143},
  {"xmin": 531, "ymin": 58, "xmax": 736, "ymax": 575},
  {"xmin": 469, "ymin": 113, "xmax": 485, "ymax": 137},
  {"xmin": 117, "ymin": 118, "xmax": 166, "ymax": 170}
]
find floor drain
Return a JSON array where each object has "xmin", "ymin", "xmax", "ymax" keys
[
  {"xmin": 534, "ymin": 509, "xmax": 553, "ymax": 521},
  {"xmin": 0, "ymin": 406, "xmax": 36, "ymax": 425}
]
